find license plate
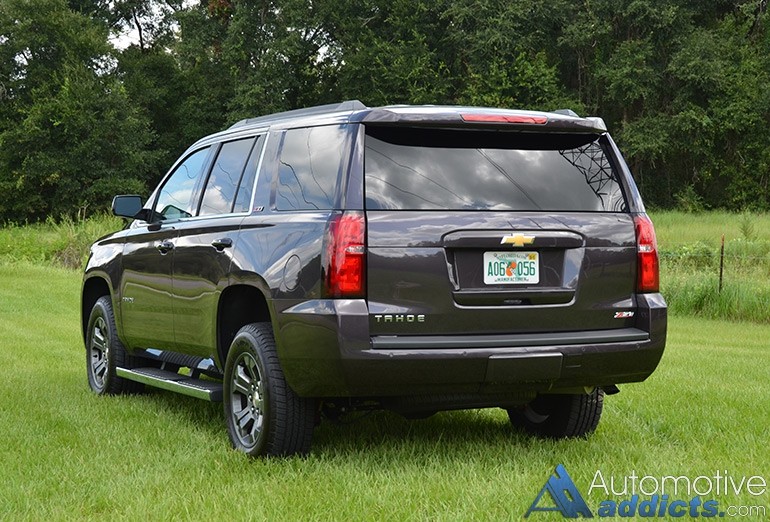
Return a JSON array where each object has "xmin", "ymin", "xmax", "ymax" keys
[{"xmin": 483, "ymin": 251, "xmax": 539, "ymax": 284}]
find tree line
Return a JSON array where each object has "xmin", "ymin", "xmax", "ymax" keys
[{"xmin": 1, "ymin": 0, "xmax": 769, "ymax": 222}]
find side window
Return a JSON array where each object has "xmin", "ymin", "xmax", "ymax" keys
[
  {"xmin": 275, "ymin": 125, "xmax": 347, "ymax": 211},
  {"xmin": 154, "ymin": 147, "xmax": 210, "ymax": 221},
  {"xmin": 232, "ymin": 135, "xmax": 264, "ymax": 213},
  {"xmin": 199, "ymin": 138, "xmax": 256, "ymax": 216}
]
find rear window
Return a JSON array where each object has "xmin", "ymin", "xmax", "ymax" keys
[{"xmin": 364, "ymin": 127, "xmax": 627, "ymax": 212}]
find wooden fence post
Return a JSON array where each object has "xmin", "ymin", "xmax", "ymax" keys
[{"xmin": 719, "ymin": 234, "xmax": 725, "ymax": 293}]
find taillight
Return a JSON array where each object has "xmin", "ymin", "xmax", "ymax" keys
[
  {"xmin": 634, "ymin": 214, "xmax": 659, "ymax": 293},
  {"xmin": 461, "ymin": 113, "xmax": 548, "ymax": 124},
  {"xmin": 323, "ymin": 211, "xmax": 366, "ymax": 298}
]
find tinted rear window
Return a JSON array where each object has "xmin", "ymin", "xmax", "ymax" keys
[{"xmin": 364, "ymin": 127, "xmax": 627, "ymax": 212}]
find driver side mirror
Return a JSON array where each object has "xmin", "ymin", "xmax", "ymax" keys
[{"xmin": 111, "ymin": 195, "xmax": 146, "ymax": 220}]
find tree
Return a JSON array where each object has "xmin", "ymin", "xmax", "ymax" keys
[
  {"xmin": 554, "ymin": 0, "xmax": 770, "ymax": 209},
  {"xmin": 665, "ymin": 11, "xmax": 770, "ymax": 209},
  {"xmin": 0, "ymin": 0, "xmax": 155, "ymax": 221},
  {"xmin": 2, "ymin": 0, "xmax": 769, "ymax": 216},
  {"xmin": 117, "ymin": 47, "xmax": 187, "ymax": 185}
]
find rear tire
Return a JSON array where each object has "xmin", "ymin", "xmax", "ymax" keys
[
  {"xmin": 507, "ymin": 389, "xmax": 604, "ymax": 438},
  {"xmin": 85, "ymin": 296, "xmax": 144, "ymax": 395},
  {"xmin": 223, "ymin": 323, "xmax": 315, "ymax": 457}
]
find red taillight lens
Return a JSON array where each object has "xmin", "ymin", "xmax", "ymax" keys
[
  {"xmin": 461, "ymin": 113, "xmax": 548, "ymax": 124},
  {"xmin": 323, "ymin": 211, "xmax": 366, "ymax": 298},
  {"xmin": 634, "ymin": 214, "xmax": 659, "ymax": 293}
]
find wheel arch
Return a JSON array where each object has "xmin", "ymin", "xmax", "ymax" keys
[
  {"xmin": 82, "ymin": 275, "xmax": 113, "ymax": 343},
  {"xmin": 216, "ymin": 279, "xmax": 274, "ymax": 369}
]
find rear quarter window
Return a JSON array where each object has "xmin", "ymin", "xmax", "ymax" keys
[
  {"xmin": 364, "ymin": 126, "xmax": 627, "ymax": 212},
  {"xmin": 275, "ymin": 125, "xmax": 347, "ymax": 211}
]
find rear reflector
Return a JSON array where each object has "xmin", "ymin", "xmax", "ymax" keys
[
  {"xmin": 461, "ymin": 113, "xmax": 548, "ymax": 124},
  {"xmin": 323, "ymin": 211, "xmax": 366, "ymax": 298},
  {"xmin": 634, "ymin": 214, "xmax": 660, "ymax": 293}
]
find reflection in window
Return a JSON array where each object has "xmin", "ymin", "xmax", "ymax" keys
[
  {"xmin": 558, "ymin": 140, "xmax": 626, "ymax": 212},
  {"xmin": 199, "ymin": 138, "xmax": 255, "ymax": 216},
  {"xmin": 364, "ymin": 127, "xmax": 627, "ymax": 212},
  {"xmin": 232, "ymin": 136, "xmax": 263, "ymax": 213},
  {"xmin": 155, "ymin": 147, "xmax": 210, "ymax": 220},
  {"xmin": 276, "ymin": 126, "xmax": 346, "ymax": 211}
]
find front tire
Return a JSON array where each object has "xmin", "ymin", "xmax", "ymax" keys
[
  {"xmin": 223, "ymin": 323, "xmax": 315, "ymax": 457},
  {"xmin": 507, "ymin": 389, "xmax": 604, "ymax": 438},
  {"xmin": 85, "ymin": 296, "xmax": 144, "ymax": 395}
]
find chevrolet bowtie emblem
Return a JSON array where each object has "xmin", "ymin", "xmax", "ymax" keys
[{"xmin": 500, "ymin": 234, "xmax": 535, "ymax": 247}]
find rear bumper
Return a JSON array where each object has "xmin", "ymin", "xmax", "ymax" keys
[
  {"xmin": 352, "ymin": 331, "xmax": 662, "ymax": 395},
  {"xmin": 276, "ymin": 293, "xmax": 667, "ymax": 398}
]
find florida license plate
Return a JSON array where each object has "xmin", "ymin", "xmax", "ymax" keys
[{"xmin": 483, "ymin": 251, "xmax": 539, "ymax": 285}]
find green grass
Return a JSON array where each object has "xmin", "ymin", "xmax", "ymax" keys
[
  {"xmin": 0, "ymin": 214, "xmax": 122, "ymax": 269},
  {"xmin": 650, "ymin": 211, "xmax": 770, "ymax": 323},
  {"xmin": 650, "ymin": 210, "xmax": 770, "ymax": 246},
  {"xmin": 1, "ymin": 262, "xmax": 768, "ymax": 520}
]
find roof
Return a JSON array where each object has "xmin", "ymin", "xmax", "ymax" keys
[
  {"xmin": 207, "ymin": 101, "xmax": 607, "ymax": 145},
  {"xmin": 228, "ymin": 100, "xmax": 368, "ymax": 129}
]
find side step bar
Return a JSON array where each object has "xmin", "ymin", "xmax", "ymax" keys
[{"xmin": 117, "ymin": 367, "xmax": 223, "ymax": 402}]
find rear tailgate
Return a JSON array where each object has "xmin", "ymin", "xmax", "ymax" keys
[{"xmin": 363, "ymin": 123, "xmax": 639, "ymax": 340}]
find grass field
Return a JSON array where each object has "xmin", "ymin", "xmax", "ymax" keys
[
  {"xmin": 651, "ymin": 211, "xmax": 770, "ymax": 245},
  {"xmin": 650, "ymin": 211, "xmax": 770, "ymax": 323},
  {"xmin": 1, "ymin": 262, "xmax": 768, "ymax": 520},
  {"xmin": 0, "ymin": 215, "xmax": 122, "ymax": 269}
]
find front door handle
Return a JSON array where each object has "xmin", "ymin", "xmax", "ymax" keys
[
  {"xmin": 211, "ymin": 237, "xmax": 233, "ymax": 251},
  {"xmin": 156, "ymin": 240, "xmax": 174, "ymax": 254}
]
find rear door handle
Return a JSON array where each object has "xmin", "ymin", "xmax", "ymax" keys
[
  {"xmin": 156, "ymin": 240, "xmax": 174, "ymax": 254},
  {"xmin": 211, "ymin": 237, "xmax": 233, "ymax": 251}
]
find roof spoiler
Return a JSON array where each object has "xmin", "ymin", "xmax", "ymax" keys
[
  {"xmin": 362, "ymin": 107, "xmax": 607, "ymax": 133},
  {"xmin": 553, "ymin": 109, "xmax": 607, "ymax": 132}
]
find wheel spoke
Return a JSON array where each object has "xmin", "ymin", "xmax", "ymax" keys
[
  {"xmin": 234, "ymin": 365, "xmax": 252, "ymax": 394},
  {"xmin": 233, "ymin": 369, "xmax": 251, "ymax": 396},
  {"xmin": 243, "ymin": 358, "xmax": 258, "ymax": 383},
  {"xmin": 91, "ymin": 330, "xmax": 106, "ymax": 351},
  {"xmin": 235, "ymin": 406, "xmax": 254, "ymax": 431},
  {"xmin": 92, "ymin": 358, "xmax": 107, "ymax": 377}
]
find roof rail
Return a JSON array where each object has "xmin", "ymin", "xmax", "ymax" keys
[{"xmin": 229, "ymin": 100, "xmax": 367, "ymax": 129}]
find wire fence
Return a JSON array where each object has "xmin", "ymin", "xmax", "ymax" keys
[
  {"xmin": 659, "ymin": 237, "xmax": 770, "ymax": 292},
  {"xmin": 660, "ymin": 252, "xmax": 770, "ymax": 260}
]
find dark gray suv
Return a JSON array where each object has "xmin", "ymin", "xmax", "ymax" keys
[{"xmin": 82, "ymin": 101, "xmax": 667, "ymax": 456}]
